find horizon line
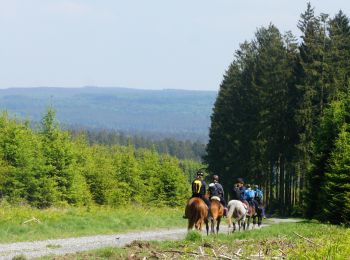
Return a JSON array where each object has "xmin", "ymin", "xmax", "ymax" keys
[{"xmin": 0, "ymin": 86, "xmax": 218, "ymax": 92}]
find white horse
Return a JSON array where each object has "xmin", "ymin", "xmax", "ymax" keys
[{"xmin": 226, "ymin": 200, "xmax": 247, "ymax": 233}]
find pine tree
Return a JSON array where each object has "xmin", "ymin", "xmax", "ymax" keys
[
  {"xmin": 310, "ymin": 94, "xmax": 348, "ymax": 219},
  {"xmin": 322, "ymin": 125, "xmax": 350, "ymax": 225},
  {"xmin": 328, "ymin": 10, "xmax": 350, "ymax": 99}
]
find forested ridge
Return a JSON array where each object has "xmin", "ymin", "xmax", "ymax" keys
[
  {"xmin": 206, "ymin": 3, "xmax": 350, "ymax": 224},
  {"xmin": 0, "ymin": 109, "xmax": 203, "ymax": 208},
  {"xmin": 0, "ymin": 87, "xmax": 215, "ymax": 142},
  {"xmin": 70, "ymin": 129, "xmax": 205, "ymax": 161}
]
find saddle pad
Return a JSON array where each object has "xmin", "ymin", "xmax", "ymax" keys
[{"xmin": 211, "ymin": 196, "xmax": 221, "ymax": 201}]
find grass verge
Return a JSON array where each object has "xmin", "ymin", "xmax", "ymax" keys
[
  {"xmin": 50, "ymin": 221, "xmax": 350, "ymax": 259},
  {"xmin": 0, "ymin": 203, "xmax": 185, "ymax": 243}
]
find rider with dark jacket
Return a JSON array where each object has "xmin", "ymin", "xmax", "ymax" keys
[
  {"xmin": 191, "ymin": 171, "xmax": 210, "ymax": 207},
  {"xmin": 208, "ymin": 175, "xmax": 226, "ymax": 207},
  {"xmin": 236, "ymin": 178, "xmax": 246, "ymax": 201},
  {"xmin": 230, "ymin": 183, "xmax": 241, "ymax": 200},
  {"xmin": 183, "ymin": 170, "xmax": 211, "ymax": 219}
]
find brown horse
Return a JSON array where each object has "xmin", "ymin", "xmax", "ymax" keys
[
  {"xmin": 210, "ymin": 197, "xmax": 224, "ymax": 234},
  {"xmin": 185, "ymin": 197, "xmax": 209, "ymax": 235},
  {"xmin": 243, "ymin": 201, "xmax": 256, "ymax": 229}
]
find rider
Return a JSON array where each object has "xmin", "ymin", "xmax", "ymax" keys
[
  {"xmin": 208, "ymin": 175, "xmax": 227, "ymax": 215},
  {"xmin": 236, "ymin": 178, "xmax": 246, "ymax": 202},
  {"xmin": 230, "ymin": 182, "xmax": 241, "ymax": 200},
  {"xmin": 183, "ymin": 170, "xmax": 211, "ymax": 219},
  {"xmin": 245, "ymin": 184, "xmax": 259, "ymax": 210},
  {"xmin": 254, "ymin": 184, "xmax": 266, "ymax": 217},
  {"xmin": 253, "ymin": 185, "xmax": 263, "ymax": 203}
]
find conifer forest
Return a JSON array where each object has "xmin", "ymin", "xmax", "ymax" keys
[{"xmin": 206, "ymin": 3, "xmax": 350, "ymax": 224}]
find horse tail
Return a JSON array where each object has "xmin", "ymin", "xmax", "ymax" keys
[
  {"xmin": 188, "ymin": 199, "xmax": 202, "ymax": 230},
  {"xmin": 226, "ymin": 202, "xmax": 235, "ymax": 228}
]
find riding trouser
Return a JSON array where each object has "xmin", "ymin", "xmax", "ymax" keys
[
  {"xmin": 220, "ymin": 197, "xmax": 227, "ymax": 207},
  {"xmin": 247, "ymin": 199, "xmax": 259, "ymax": 210}
]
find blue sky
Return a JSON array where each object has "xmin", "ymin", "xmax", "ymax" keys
[{"xmin": 1, "ymin": 0, "xmax": 350, "ymax": 91}]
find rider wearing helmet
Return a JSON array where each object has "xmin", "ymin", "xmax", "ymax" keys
[
  {"xmin": 183, "ymin": 170, "xmax": 211, "ymax": 219},
  {"xmin": 208, "ymin": 175, "xmax": 226, "ymax": 207}
]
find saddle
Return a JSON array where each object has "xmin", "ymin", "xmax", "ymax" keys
[
  {"xmin": 211, "ymin": 196, "xmax": 221, "ymax": 202},
  {"xmin": 242, "ymin": 201, "xmax": 249, "ymax": 210}
]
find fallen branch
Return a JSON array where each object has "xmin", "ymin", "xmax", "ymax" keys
[
  {"xmin": 219, "ymin": 254, "xmax": 234, "ymax": 260},
  {"xmin": 234, "ymin": 248, "xmax": 242, "ymax": 257},
  {"xmin": 293, "ymin": 232, "xmax": 320, "ymax": 246},
  {"xmin": 278, "ymin": 248, "xmax": 286, "ymax": 256},
  {"xmin": 23, "ymin": 217, "xmax": 41, "ymax": 224},
  {"xmin": 161, "ymin": 250, "xmax": 206, "ymax": 256}
]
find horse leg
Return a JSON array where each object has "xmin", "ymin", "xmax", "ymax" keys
[
  {"xmin": 211, "ymin": 218, "xmax": 215, "ymax": 234},
  {"xmin": 242, "ymin": 215, "xmax": 246, "ymax": 230},
  {"xmin": 205, "ymin": 218, "xmax": 209, "ymax": 236},
  {"xmin": 216, "ymin": 217, "xmax": 221, "ymax": 234},
  {"xmin": 197, "ymin": 219, "xmax": 203, "ymax": 232},
  {"xmin": 258, "ymin": 211, "xmax": 262, "ymax": 227},
  {"xmin": 253, "ymin": 215, "xmax": 257, "ymax": 229},
  {"xmin": 227, "ymin": 217, "xmax": 231, "ymax": 234},
  {"xmin": 226, "ymin": 207, "xmax": 233, "ymax": 234}
]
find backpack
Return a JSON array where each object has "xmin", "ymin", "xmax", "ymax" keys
[
  {"xmin": 245, "ymin": 189, "xmax": 255, "ymax": 200},
  {"xmin": 209, "ymin": 183, "xmax": 219, "ymax": 197},
  {"xmin": 255, "ymin": 190, "xmax": 263, "ymax": 201},
  {"xmin": 192, "ymin": 179, "xmax": 202, "ymax": 195}
]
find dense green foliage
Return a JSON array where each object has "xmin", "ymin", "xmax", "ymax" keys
[
  {"xmin": 0, "ymin": 87, "xmax": 215, "ymax": 142},
  {"xmin": 0, "ymin": 109, "xmax": 198, "ymax": 208},
  {"xmin": 70, "ymin": 129, "xmax": 205, "ymax": 161},
  {"xmin": 206, "ymin": 3, "xmax": 350, "ymax": 223}
]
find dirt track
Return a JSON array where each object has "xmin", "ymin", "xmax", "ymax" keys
[{"xmin": 0, "ymin": 218, "xmax": 301, "ymax": 259}]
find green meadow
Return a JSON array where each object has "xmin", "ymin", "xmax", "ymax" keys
[{"xmin": 0, "ymin": 204, "xmax": 185, "ymax": 243}]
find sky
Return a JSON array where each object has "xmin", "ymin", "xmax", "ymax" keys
[{"xmin": 1, "ymin": 0, "xmax": 350, "ymax": 91}]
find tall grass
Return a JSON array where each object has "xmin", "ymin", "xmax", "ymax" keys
[{"xmin": 0, "ymin": 202, "xmax": 185, "ymax": 243}]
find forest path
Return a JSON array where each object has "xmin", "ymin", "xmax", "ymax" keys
[{"xmin": 0, "ymin": 218, "xmax": 302, "ymax": 259}]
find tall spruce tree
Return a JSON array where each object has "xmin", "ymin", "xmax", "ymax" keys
[
  {"xmin": 297, "ymin": 3, "xmax": 330, "ymax": 217},
  {"xmin": 328, "ymin": 11, "xmax": 350, "ymax": 99}
]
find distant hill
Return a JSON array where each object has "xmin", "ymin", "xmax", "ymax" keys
[{"xmin": 0, "ymin": 87, "xmax": 216, "ymax": 142}]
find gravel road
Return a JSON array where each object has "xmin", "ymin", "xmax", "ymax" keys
[{"xmin": 0, "ymin": 218, "xmax": 301, "ymax": 259}]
